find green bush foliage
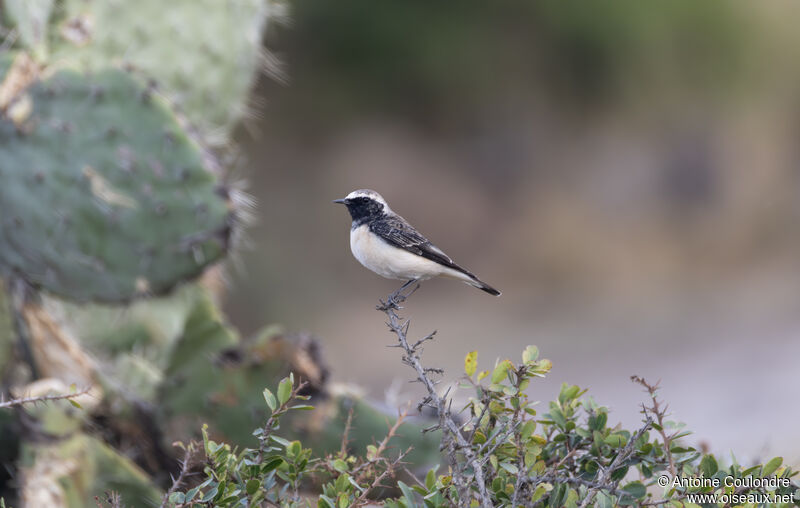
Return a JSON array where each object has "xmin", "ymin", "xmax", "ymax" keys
[{"xmin": 161, "ymin": 349, "xmax": 797, "ymax": 507}]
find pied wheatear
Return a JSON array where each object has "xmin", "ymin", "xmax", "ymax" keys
[{"xmin": 334, "ymin": 189, "xmax": 500, "ymax": 296}]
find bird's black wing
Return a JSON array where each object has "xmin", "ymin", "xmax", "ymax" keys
[{"xmin": 369, "ymin": 215, "xmax": 476, "ymax": 277}]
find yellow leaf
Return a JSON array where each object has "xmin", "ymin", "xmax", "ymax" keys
[{"xmin": 464, "ymin": 351, "xmax": 478, "ymax": 377}]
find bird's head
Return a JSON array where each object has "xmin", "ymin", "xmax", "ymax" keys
[{"xmin": 334, "ymin": 189, "xmax": 390, "ymax": 223}]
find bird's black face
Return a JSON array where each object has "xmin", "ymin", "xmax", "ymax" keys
[{"xmin": 335, "ymin": 196, "xmax": 385, "ymax": 225}]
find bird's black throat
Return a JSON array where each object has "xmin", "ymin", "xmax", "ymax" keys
[{"xmin": 344, "ymin": 197, "xmax": 386, "ymax": 227}]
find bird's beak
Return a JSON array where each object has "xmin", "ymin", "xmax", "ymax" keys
[{"xmin": 333, "ymin": 198, "xmax": 348, "ymax": 204}]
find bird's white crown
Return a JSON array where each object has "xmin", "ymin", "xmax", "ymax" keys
[{"xmin": 345, "ymin": 189, "xmax": 390, "ymax": 210}]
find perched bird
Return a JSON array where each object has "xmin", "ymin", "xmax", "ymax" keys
[{"xmin": 334, "ymin": 189, "xmax": 500, "ymax": 296}]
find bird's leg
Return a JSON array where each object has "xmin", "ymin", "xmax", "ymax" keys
[{"xmin": 379, "ymin": 279, "xmax": 420, "ymax": 310}]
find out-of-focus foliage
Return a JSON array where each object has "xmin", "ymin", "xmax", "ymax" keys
[{"xmin": 279, "ymin": 0, "xmax": 750, "ymax": 126}]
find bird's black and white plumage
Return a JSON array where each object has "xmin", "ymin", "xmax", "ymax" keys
[{"xmin": 334, "ymin": 189, "xmax": 501, "ymax": 296}]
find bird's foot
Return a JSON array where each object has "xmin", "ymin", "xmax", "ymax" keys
[{"xmin": 378, "ymin": 280, "xmax": 420, "ymax": 310}]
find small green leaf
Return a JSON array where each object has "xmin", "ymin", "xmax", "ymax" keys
[
  {"xmin": 200, "ymin": 485, "xmax": 219, "ymax": 502},
  {"xmin": 763, "ymin": 456, "xmax": 783, "ymax": 477},
  {"xmin": 531, "ymin": 485, "xmax": 547, "ymax": 503},
  {"xmin": 595, "ymin": 492, "xmax": 614, "ymax": 508},
  {"xmin": 589, "ymin": 411, "xmax": 607, "ymax": 431},
  {"xmin": 699, "ymin": 454, "xmax": 717, "ymax": 477},
  {"xmin": 464, "ymin": 351, "xmax": 478, "ymax": 377},
  {"xmin": 68, "ymin": 399, "xmax": 82, "ymax": 409},
  {"xmin": 333, "ymin": 458, "xmax": 349, "ymax": 473},
  {"xmin": 246, "ymin": 479, "xmax": 260, "ymax": 495},
  {"xmin": 622, "ymin": 481, "xmax": 646, "ymax": 499},
  {"xmin": 318, "ymin": 495, "xmax": 336, "ymax": 508},
  {"xmin": 263, "ymin": 388, "xmax": 277, "ymax": 411},
  {"xmin": 425, "ymin": 468, "xmax": 437, "ymax": 490},
  {"xmin": 618, "ymin": 481, "xmax": 645, "ymax": 505},
  {"xmin": 520, "ymin": 420, "xmax": 536, "ymax": 440},
  {"xmin": 499, "ymin": 462, "xmax": 519, "ymax": 475},
  {"xmin": 477, "ymin": 370, "xmax": 489, "ymax": 382},
  {"xmin": 187, "ymin": 486, "xmax": 203, "ymax": 502},
  {"xmin": 522, "ymin": 345, "xmax": 539, "ymax": 364},
  {"xmin": 604, "ymin": 434, "xmax": 627, "ymax": 448},
  {"xmin": 270, "ymin": 435, "xmax": 291, "ymax": 447},
  {"xmin": 287, "ymin": 440, "xmax": 301, "ymax": 457},
  {"xmin": 397, "ymin": 481, "xmax": 417, "ymax": 506},
  {"xmin": 558, "ymin": 383, "xmax": 580, "ymax": 404},
  {"xmin": 610, "ymin": 466, "xmax": 629, "ymax": 482},
  {"xmin": 534, "ymin": 358, "xmax": 552, "ymax": 373},
  {"xmin": 491, "ymin": 360, "xmax": 512, "ymax": 384},
  {"xmin": 277, "ymin": 377, "xmax": 293, "ymax": 406}
]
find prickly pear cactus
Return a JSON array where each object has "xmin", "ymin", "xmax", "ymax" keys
[
  {"xmin": 0, "ymin": 280, "xmax": 12, "ymax": 375},
  {"xmin": 46, "ymin": 285, "xmax": 442, "ymax": 469},
  {"xmin": 0, "ymin": 61, "xmax": 235, "ymax": 302},
  {"xmin": 16, "ymin": 381, "xmax": 161, "ymax": 507},
  {"xmin": 52, "ymin": 0, "xmax": 271, "ymax": 143},
  {"xmin": 2, "ymin": 0, "xmax": 53, "ymax": 60}
]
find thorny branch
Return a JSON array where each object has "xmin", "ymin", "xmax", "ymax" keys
[
  {"xmin": 0, "ymin": 385, "xmax": 92, "ymax": 409},
  {"xmin": 161, "ymin": 442, "xmax": 199, "ymax": 508},
  {"xmin": 339, "ymin": 406, "xmax": 355, "ymax": 457},
  {"xmin": 632, "ymin": 375, "xmax": 676, "ymax": 476},
  {"xmin": 353, "ymin": 448, "xmax": 411, "ymax": 506},
  {"xmin": 378, "ymin": 283, "xmax": 493, "ymax": 508}
]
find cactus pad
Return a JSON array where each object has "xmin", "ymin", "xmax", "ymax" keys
[
  {"xmin": 53, "ymin": 0, "xmax": 270, "ymax": 143},
  {"xmin": 2, "ymin": 0, "xmax": 54, "ymax": 60},
  {"xmin": 0, "ymin": 64, "xmax": 234, "ymax": 302}
]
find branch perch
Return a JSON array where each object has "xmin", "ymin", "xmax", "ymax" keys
[{"xmin": 377, "ymin": 282, "xmax": 493, "ymax": 508}]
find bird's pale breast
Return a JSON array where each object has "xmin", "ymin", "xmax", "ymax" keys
[{"xmin": 350, "ymin": 224, "xmax": 444, "ymax": 280}]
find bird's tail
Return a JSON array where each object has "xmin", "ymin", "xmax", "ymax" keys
[
  {"xmin": 441, "ymin": 266, "xmax": 501, "ymax": 296},
  {"xmin": 466, "ymin": 276, "xmax": 501, "ymax": 296}
]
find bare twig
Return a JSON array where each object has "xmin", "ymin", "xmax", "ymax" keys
[
  {"xmin": 510, "ymin": 366, "xmax": 531, "ymax": 507},
  {"xmin": 340, "ymin": 407, "xmax": 355, "ymax": 457},
  {"xmin": 161, "ymin": 443, "xmax": 198, "ymax": 508},
  {"xmin": 353, "ymin": 448, "xmax": 411, "ymax": 506},
  {"xmin": 632, "ymin": 375, "xmax": 675, "ymax": 476},
  {"xmin": 350, "ymin": 407, "xmax": 409, "ymax": 479},
  {"xmin": 378, "ymin": 283, "xmax": 493, "ymax": 508},
  {"xmin": 0, "ymin": 385, "xmax": 91, "ymax": 409},
  {"xmin": 341, "ymin": 409, "xmax": 410, "ymax": 506}
]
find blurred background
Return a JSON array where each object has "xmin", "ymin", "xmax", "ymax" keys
[{"xmin": 226, "ymin": 0, "xmax": 800, "ymax": 462}]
